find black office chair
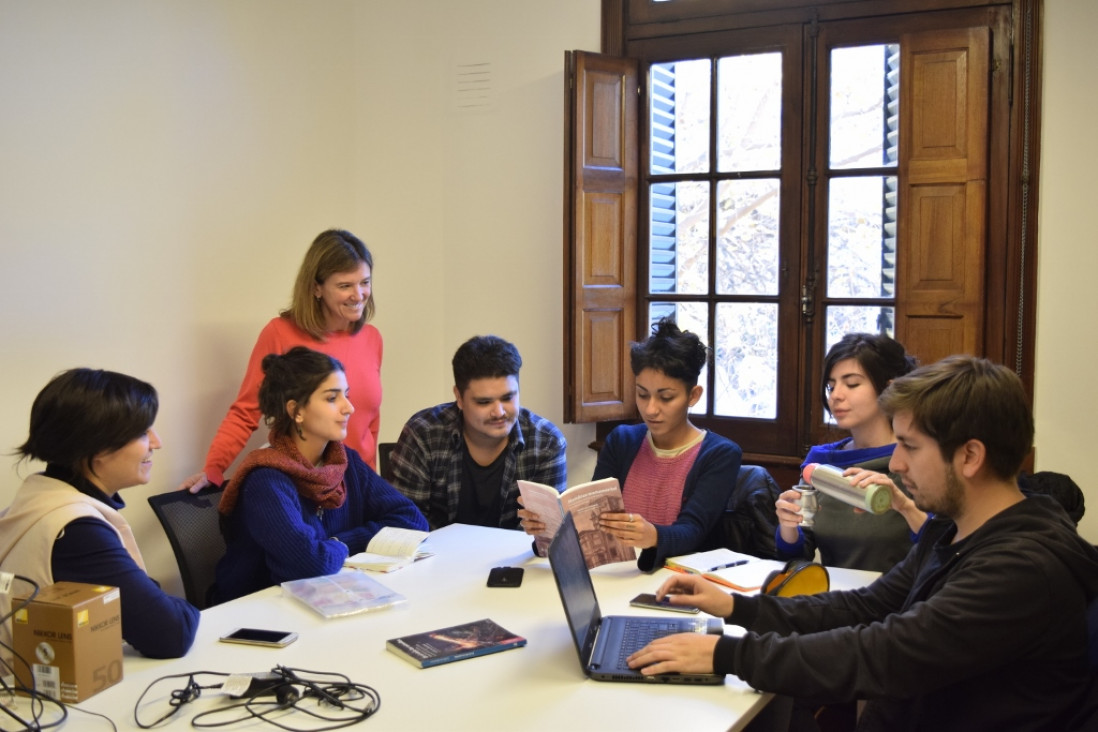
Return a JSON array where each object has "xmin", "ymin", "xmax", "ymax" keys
[
  {"xmin": 378, "ymin": 442, "xmax": 396, "ymax": 482},
  {"xmin": 147, "ymin": 485, "xmax": 226, "ymax": 610},
  {"xmin": 1088, "ymin": 594, "xmax": 1098, "ymax": 672},
  {"xmin": 1018, "ymin": 470, "xmax": 1085, "ymax": 526},
  {"xmin": 705, "ymin": 464, "xmax": 783, "ymax": 559}
]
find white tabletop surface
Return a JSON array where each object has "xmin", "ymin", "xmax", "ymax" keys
[{"xmin": 9, "ymin": 524, "xmax": 878, "ymax": 731}]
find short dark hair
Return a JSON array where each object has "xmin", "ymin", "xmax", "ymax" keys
[
  {"xmin": 258, "ymin": 347, "xmax": 345, "ymax": 438},
  {"xmin": 821, "ymin": 333, "xmax": 917, "ymax": 415},
  {"xmin": 630, "ymin": 316, "xmax": 709, "ymax": 387},
  {"xmin": 451, "ymin": 336, "xmax": 522, "ymax": 394},
  {"xmin": 17, "ymin": 368, "xmax": 158, "ymax": 478},
  {"xmin": 879, "ymin": 355, "xmax": 1033, "ymax": 480}
]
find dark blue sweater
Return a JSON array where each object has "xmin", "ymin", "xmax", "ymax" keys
[
  {"xmin": 214, "ymin": 447, "xmax": 427, "ymax": 602},
  {"xmin": 53, "ymin": 497, "xmax": 199, "ymax": 659}
]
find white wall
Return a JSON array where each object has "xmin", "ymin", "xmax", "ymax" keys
[
  {"xmin": 0, "ymin": 0, "xmax": 600, "ymax": 595},
  {"xmin": 1035, "ymin": 0, "xmax": 1098, "ymax": 543},
  {"xmin": 0, "ymin": 0, "xmax": 1092, "ymax": 600}
]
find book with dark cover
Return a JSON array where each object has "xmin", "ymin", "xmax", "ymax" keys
[{"xmin": 386, "ymin": 618, "xmax": 527, "ymax": 669}]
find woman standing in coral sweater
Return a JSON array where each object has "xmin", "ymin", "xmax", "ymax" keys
[{"xmin": 180, "ymin": 229, "xmax": 383, "ymax": 492}]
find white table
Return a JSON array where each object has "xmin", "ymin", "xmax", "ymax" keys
[{"xmin": 16, "ymin": 524, "xmax": 878, "ymax": 731}]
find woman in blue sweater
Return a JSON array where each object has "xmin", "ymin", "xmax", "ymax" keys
[
  {"xmin": 213, "ymin": 347, "xmax": 426, "ymax": 603},
  {"xmin": 0, "ymin": 368, "xmax": 198, "ymax": 659},
  {"xmin": 774, "ymin": 333, "xmax": 927, "ymax": 571}
]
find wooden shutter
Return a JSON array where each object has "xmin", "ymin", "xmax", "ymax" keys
[
  {"xmin": 895, "ymin": 27, "xmax": 990, "ymax": 365},
  {"xmin": 563, "ymin": 50, "xmax": 639, "ymax": 423}
]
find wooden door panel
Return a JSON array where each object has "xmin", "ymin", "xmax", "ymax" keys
[
  {"xmin": 564, "ymin": 50, "xmax": 639, "ymax": 422},
  {"xmin": 896, "ymin": 27, "xmax": 989, "ymax": 366}
]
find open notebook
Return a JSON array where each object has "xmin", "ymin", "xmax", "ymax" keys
[{"xmin": 665, "ymin": 548, "xmax": 781, "ymax": 592}]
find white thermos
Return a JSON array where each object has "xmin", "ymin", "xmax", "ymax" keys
[{"xmin": 801, "ymin": 463, "xmax": 891, "ymax": 515}]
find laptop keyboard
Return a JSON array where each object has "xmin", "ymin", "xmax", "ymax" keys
[{"xmin": 616, "ymin": 618, "xmax": 680, "ymax": 669}]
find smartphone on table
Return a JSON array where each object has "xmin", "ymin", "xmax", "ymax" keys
[
  {"xmin": 629, "ymin": 592, "xmax": 701, "ymax": 614},
  {"xmin": 487, "ymin": 566, "xmax": 524, "ymax": 587},
  {"xmin": 219, "ymin": 627, "xmax": 298, "ymax": 648}
]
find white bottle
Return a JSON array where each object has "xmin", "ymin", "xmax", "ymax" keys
[{"xmin": 802, "ymin": 463, "xmax": 891, "ymax": 515}]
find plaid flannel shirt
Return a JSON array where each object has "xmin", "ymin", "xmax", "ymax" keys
[{"xmin": 390, "ymin": 402, "xmax": 567, "ymax": 530}]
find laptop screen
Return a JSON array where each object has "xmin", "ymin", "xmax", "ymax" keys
[{"xmin": 548, "ymin": 513, "xmax": 600, "ymax": 662}]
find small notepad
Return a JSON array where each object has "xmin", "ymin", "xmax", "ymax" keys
[{"xmin": 344, "ymin": 527, "xmax": 433, "ymax": 572}]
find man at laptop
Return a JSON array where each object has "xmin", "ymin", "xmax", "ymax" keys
[
  {"xmin": 390, "ymin": 335, "xmax": 566, "ymax": 530},
  {"xmin": 628, "ymin": 355, "xmax": 1098, "ymax": 731}
]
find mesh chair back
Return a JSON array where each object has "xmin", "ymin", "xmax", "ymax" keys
[
  {"xmin": 147, "ymin": 485, "xmax": 225, "ymax": 610},
  {"xmin": 378, "ymin": 442, "xmax": 396, "ymax": 482},
  {"xmin": 1088, "ymin": 594, "xmax": 1098, "ymax": 672},
  {"xmin": 707, "ymin": 464, "xmax": 783, "ymax": 558}
]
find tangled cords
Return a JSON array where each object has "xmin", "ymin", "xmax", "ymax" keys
[{"xmin": 134, "ymin": 666, "xmax": 380, "ymax": 731}]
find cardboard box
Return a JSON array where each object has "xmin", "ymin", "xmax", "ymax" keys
[{"xmin": 11, "ymin": 582, "xmax": 123, "ymax": 702}]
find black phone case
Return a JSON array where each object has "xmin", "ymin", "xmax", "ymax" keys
[{"xmin": 487, "ymin": 566, "xmax": 524, "ymax": 587}]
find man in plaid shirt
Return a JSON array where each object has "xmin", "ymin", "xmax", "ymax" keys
[{"xmin": 390, "ymin": 335, "xmax": 566, "ymax": 530}]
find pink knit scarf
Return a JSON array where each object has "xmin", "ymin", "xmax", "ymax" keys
[{"xmin": 219, "ymin": 432, "xmax": 348, "ymax": 515}]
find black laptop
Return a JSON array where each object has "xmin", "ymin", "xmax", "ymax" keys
[{"xmin": 547, "ymin": 512, "xmax": 725, "ymax": 684}]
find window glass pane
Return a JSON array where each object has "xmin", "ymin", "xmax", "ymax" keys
[
  {"xmin": 650, "ymin": 59, "xmax": 710, "ymax": 175},
  {"xmin": 827, "ymin": 176, "xmax": 897, "ymax": 299},
  {"xmin": 648, "ymin": 302, "xmax": 709, "ymax": 415},
  {"xmin": 830, "ymin": 45, "xmax": 898, "ymax": 170},
  {"xmin": 718, "ymin": 53, "xmax": 782, "ymax": 172},
  {"xmin": 713, "ymin": 302, "xmax": 777, "ymax": 419},
  {"xmin": 716, "ymin": 178, "xmax": 780, "ymax": 295},
  {"xmin": 825, "ymin": 306, "xmax": 895, "ymax": 353},
  {"xmin": 648, "ymin": 181, "xmax": 709, "ymax": 295}
]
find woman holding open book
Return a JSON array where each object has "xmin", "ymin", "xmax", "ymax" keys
[
  {"xmin": 593, "ymin": 317, "xmax": 742, "ymax": 572},
  {"xmin": 774, "ymin": 333, "xmax": 928, "ymax": 571},
  {"xmin": 213, "ymin": 347, "xmax": 426, "ymax": 603}
]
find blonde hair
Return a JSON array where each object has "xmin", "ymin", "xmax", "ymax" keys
[{"xmin": 282, "ymin": 229, "xmax": 374, "ymax": 340}]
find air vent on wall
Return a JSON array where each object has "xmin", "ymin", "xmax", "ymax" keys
[{"xmin": 453, "ymin": 61, "xmax": 494, "ymax": 113}]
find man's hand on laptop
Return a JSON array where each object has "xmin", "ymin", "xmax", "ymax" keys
[
  {"xmin": 627, "ymin": 633, "xmax": 720, "ymax": 676},
  {"xmin": 656, "ymin": 574, "xmax": 734, "ymax": 617}
]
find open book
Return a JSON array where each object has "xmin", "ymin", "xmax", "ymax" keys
[
  {"xmin": 665, "ymin": 548, "xmax": 780, "ymax": 592},
  {"xmin": 517, "ymin": 477, "xmax": 636, "ymax": 569},
  {"xmin": 344, "ymin": 526, "xmax": 432, "ymax": 573}
]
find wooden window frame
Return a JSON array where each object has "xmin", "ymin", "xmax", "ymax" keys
[{"xmin": 569, "ymin": 0, "xmax": 1040, "ymax": 480}]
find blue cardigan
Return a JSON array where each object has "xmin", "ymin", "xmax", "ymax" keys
[
  {"xmin": 594, "ymin": 424, "xmax": 742, "ymax": 571},
  {"xmin": 214, "ymin": 447, "xmax": 427, "ymax": 602}
]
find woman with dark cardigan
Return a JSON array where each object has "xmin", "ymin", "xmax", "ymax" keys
[{"xmin": 522, "ymin": 317, "xmax": 741, "ymax": 572}]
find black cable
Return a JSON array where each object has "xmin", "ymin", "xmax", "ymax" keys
[
  {"xmin": 0, "ymin": 574, "xmax": 71, "ymax": 731},
  {"xmin": 62, "ymin": 703, "xmax": 119, "ymax": 732},
  {"xmin": 0, "ymin": 692, "xmax": 68, "ymax": 732},
  {"xmin": 188, "ymin": 665, "xmax": 381, "ymax": 731},
  {"xmin": 132, "ymin": 671, "xmax": 230, "ymax": 729}
]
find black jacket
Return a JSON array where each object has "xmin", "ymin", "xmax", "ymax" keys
[{"xmin": 714, "ymin": 494, "xmax": 1098, "ymax": 731}]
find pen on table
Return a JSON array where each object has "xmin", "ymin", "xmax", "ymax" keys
[{"xmin": 708, "ymin": 559, "xmax": 749, "ymax": 571}]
